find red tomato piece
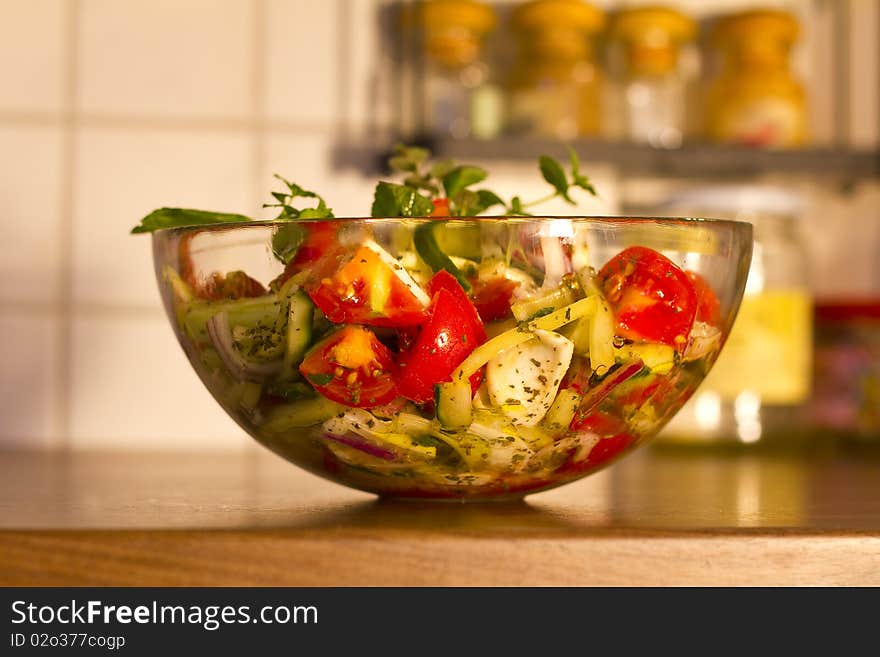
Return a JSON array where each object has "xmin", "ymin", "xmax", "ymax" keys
[
  {"xmin": 397, "ymin": 282, "xmax": 486, "ymax": 404},
  {"xmin": 299, "ymin": 325, "xmax": 398, "ymax": 408},
  {"xmin": 306, "ymin": 242, "xmax": 429, "ymax": 327},
  {"xmin": 426, "ymin": 270, "xmax": 487, "ymax": 343},
  {"xmin": 270, "ymin": 221, "xmax": 340, "ymax": 290},
  {"xmin": 583, "ymin": 431, "xmax": 638, "ymax": 469},
  {"xmin": 431, "ymin": 198, "xmax": 450, "ymax": 217},
  {"xmin": 686, "ymin": 271, "xmax": 721, "ymax": 326},
  {"xmin": 470, "ymin": 276, "xmax": 520, "ymax": 322},
  {"xmin": 598, "ymin": 246, "xmax": 698, "ymax": 348}
]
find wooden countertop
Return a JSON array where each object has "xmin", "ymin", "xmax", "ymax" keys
[{"xmin": 1, "ymin": 445, "xmax": 879, "ymax": 586}]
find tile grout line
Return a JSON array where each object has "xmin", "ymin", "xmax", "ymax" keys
[
  {"xmin": 55, "ymin": 0, "xmax": 81, "ymax": 450},
  {"xmin": 0, "ymin": 111, "xmax": 336, "ymax": 135}
]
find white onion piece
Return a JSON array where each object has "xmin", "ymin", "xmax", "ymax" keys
[{"xmin": 206, "ymin": 311, "xmax": 282, "ymax": 382}]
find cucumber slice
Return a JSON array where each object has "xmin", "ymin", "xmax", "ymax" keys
[
  {"xmin": 261, "ymin": 396, "xmax": 345, "ymax": 433},
  {"xmin": 282, "ymin": 289, "xmax": 313, "ymax": 376},
  {"xmin": 435, "ymin": 380, "xmax": 473, "ymax": 429}
]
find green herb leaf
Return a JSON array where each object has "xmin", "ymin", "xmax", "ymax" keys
[
  {"xmin": 388, "ymin": 144, "xmax": 429, "ymax": 173},
  {"xmin": 475, "ymin": 189, "xmax": 505, "ymax": 213},
  {"xmin": 130, "ymin": 208, "xmax": 251, "ymax": 234},
  {"xmin": 539, "ymin": 155, "xmax": 573, "ymax": 203},
  {"xmin": 509, "ymin": 196, "xmax": 532, "ymax": 216},
  {"xmin": 442, "ymin": 165, "xmax": 488, "ymax": 198},
  {"xmin": 371, "ymin": 182, "xmax": 434, "ymax": 218},
  {"xmin": 271, "ymin": 223, "xmax": 307, "ymax": 264},
  {"xmin": 429, "ymin": 159, "xmax": 456, "ymax": 179},
  {"xmin": 569, "ymin": 147, "xmax": 597, "ymax": 197},
  {"xmin": 263, "ymin": 174, "xmax": 334, "ymax": 220},
  {"xmin": 306, "ymin": 372, "xmax": 334, "ymax": 387}
]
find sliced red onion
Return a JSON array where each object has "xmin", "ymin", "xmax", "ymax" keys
[
  {"xmin": 323, "ymin": 432, "xmax": 397, "ymax": 461},
  {"xmin": 540, "ymin": 236, "xmax": 573, "ymax": 288},
  {"xmin": 578, "ymin": 359, "xmax": 644, "ymax": 415},
  {"xmin": 206, "ymin": 310, "xmax": 282, "ymax": 382}
]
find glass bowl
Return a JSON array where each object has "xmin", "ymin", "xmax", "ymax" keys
[{"xmin": 151, "ymin": 216, "xmax": 752, "ymax": 500}]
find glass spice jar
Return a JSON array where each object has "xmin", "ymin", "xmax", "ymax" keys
[
  {"xmin": 606, "ymin": 6, "xmax": 696, "ymax": 148},
  {"xmin": 416, "ymin": 0, "xmax": 502, "ymax": 139},
  {"xmin": 657, "ymin": 185, "xmax": 813, "ymax": 447},
  {"xmin": 506, "ymin": 0, "xmax": 605, "ymax": 139},
  {"xmin": 704, "ymin": 9, "xmax": 808, "ymax": 148}
]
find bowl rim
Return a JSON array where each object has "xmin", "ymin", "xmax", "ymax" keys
[{"xmin": 153, "ymin": 215, "xmax": 753, "ymax": 235}]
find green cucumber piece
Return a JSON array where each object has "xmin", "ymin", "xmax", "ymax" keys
[
  {"xmin": 282, "ymin": 289, "xmax": 313, "ymax": 376},
  {"xmin": 435, "ymin": 380, "xmax": 473, "ymax": 429},
  {"xmin": 261, "ymin": 396, "xmax": 345, "ymax": 433}
]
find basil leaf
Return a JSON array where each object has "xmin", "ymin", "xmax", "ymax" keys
[
  {"xmin": 130, "ymin": 208, "xmax": 251, "ymax": 234},
  {"xmin": 371, "ymin": 181, "xmax": 401, "ymax": 217},
  {"xmin": 509, "ymin": 196, "xmax": 531, "ymax": 216},
  {"xmin": 371, "ymin": 182, "xmax": 433, "ymax": 218},
  {"xmin": 539, "ymin": 155, "xmax": 572, "ymax": 203},
  {"xmin": 569, "ymin": 147, "xmax": 597, "ymax": 196},
  {"xmin": 475, "ymin": 189, "xmax": 505, "ymax": 213},
  {"xmin": 442, "ymin": 165, "xmax": 488, "ymax": 198},
  {"xmin": 271, "ymin": 223, "xmax": 307, "ymax": 264}
]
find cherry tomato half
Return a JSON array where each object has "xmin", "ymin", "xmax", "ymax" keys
[
  {"xmin": 686, "ymin": 271, "xmax": 721, "ymax": 326},
  {"xmin": 300, "ymin": 325, "xmax": 398, "ymax": 408},
  {"xmin": 306, "ymin": 243, "xmax": 429, "ymax": 328},
  {"xmin": 598, "ymin": 246, "xmax": 697, "ymax": 348},
  {"xmin": 397, "ymin": 273, "xmax": 486, "ymax": 404}
]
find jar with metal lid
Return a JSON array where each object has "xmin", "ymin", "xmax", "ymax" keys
[
  {"xmin": 658, "ymin": 185, "xmax": 813, "ymax": 446},
  {"xmin": 506, "ymin": 0, "xmax": 605, "ymax": 139},
  {"xmin": 414, "ymin": 0, "xmax": 502, "ymax": 139},
  {"xmin": 606, "ymin": 6, "xmax": 696, "ymax": 147},
  {"xmin": 704, "ymin": 10, "xmax": 807, "ymax": 148}
]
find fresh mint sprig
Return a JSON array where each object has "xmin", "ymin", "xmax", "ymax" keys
[{"xmin": 370, "ymin": 144, "xmax": 597, "ymax": 218}]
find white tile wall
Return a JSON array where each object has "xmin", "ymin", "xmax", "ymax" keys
[
  {"xmin": 265, "ymin": 0, "xmax": 340, "ymax": 124},
  {"xmin": 0, "ymin": 0, "xmax": 67, "ymax": 112},
  {"xmin": 261, "ymin": 130, "xmax": 376, "ymax": 218},
  {"xmin": 0, "ymin": 125, "xmax": 64, "ymax": 304},
  {"xmin": 0, "ymin": 312, "xmax": 60, "ymax": 448},
  {"xmin": 78, "ymin": 0, "xmax": 255, "ymax": 118},
  {"xmin": 72, "ymin": 126, "xmax": 253, "ymax": 307},
  {"xmin": 0, "ymin": 0, "xmax": 876, "ymax": 451}
]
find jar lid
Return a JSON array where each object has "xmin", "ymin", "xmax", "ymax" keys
[
  {"xmin": 659, "ymin": 185, "xmax": 804, "ymax": 217},
  {"xmin": 610, "ymin": 6, "xmax": 695, "ymax": 44},
  {"xmin": 403, "ymin": 0, "xmax": 496, "ymax": 35},
  {"xmin": 712, "ymin": 10, "xmax": 800, "ymax": 47},
  {"xmin": 511, "ymin": 0, "xmax": 605, "ymax": 35}
]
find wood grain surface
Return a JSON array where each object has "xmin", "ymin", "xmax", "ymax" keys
[{"xmin": 1, "ymin": 446, "xmax": 879, "ymax": 586}]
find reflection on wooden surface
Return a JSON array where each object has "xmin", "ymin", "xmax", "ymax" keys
[{"xmin": 1, "ymin": 445, "xmax": 878, "ymax": 533}]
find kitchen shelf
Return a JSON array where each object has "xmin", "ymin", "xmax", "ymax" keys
[
  {"xmin": 332, "ymin": 138, "xmax": 880, "ymax": 181},
  {"xmin": 2, "ymin": 445, "xmax": 879, "ymax": 586}
]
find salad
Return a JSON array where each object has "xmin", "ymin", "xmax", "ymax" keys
[{"xmin": 135, "ymin": 146, "xmax": 725, "ymax": 499}]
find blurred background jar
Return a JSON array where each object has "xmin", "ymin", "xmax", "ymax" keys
[
  {"xmin": 704, "ymin": 9, "xmax": 808, "ymax": 148},
  {"xmin": 415, "ymin": 0, "xmax": 502, "ymax": 139},
  {"xmin": 657, "ymin": 185, "xmax": 813, "ymax": 447},
  {"xmin": 605, "ymin": 6, "xmax": 696, "ymax": 148},
  {"xmin": 810, "ymin": 302, "xmax": 880, "ymax": 445},
  {"xmin": 506, "ymin": 0, "xmax": 605, "ymax": 139}
]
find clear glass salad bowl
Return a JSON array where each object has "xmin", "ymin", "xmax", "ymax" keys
[{"xmin": 152, "ymin": 216, "xmax": 752, "ymax": 500}]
